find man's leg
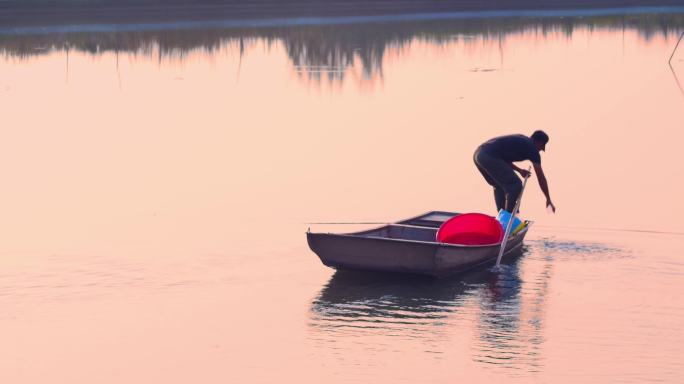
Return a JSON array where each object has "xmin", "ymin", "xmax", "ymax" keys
[
  {"xmin": 493, "ymin": 187, "xmax": 506, "ymax": 212},
  {"xmin": 502, "ymin": 180, "xmax": 522, "ymax": 212},
  {"xmin": 474, "ymin": 150, "xmax": 504, "ymax": 211},
  {"xmin": 474, "ymin": 150, "xmax": 522, "ymax": 212}
]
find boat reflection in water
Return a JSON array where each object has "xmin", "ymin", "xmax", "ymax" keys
[{"xmin": 309, "ymin": 246, "xmax": 554, "ymax": 374}]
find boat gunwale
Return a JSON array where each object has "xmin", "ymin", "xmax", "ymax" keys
[
  {"xmin": 308, "ymin": 210, "xmax": 464, "ymax": 237},
  {"xmin": 308, "ymin": 221, "xmax": 532, "ymax": 249}
]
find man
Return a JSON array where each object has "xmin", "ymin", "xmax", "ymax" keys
[{"xmin": 473, "ymin": 131, "xmax": 556, "ymax": 213}]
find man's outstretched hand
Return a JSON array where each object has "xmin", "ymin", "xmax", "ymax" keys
[{"xmin": 546, "ymin": 200, "xmax": 556, "ymax": 213}]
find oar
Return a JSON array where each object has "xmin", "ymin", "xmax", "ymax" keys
[{"xmin": 495, "ymin": 166, "xmax": 532, "ymax": 268}]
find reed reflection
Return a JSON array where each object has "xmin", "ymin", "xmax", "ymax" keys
[{"xmin": 2, "ymin": 13, "xmax": 683, "ymax": 84}]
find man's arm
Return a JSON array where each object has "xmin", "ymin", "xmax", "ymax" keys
[
  {"xmin": 532, "ymin": 162, "xmax": 556, "ymax": 212},
  {"xmin": 510, "ymin": 163, "xmax": 531, "ymax": 178}
]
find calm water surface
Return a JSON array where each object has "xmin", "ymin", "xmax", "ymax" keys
[{"xmin": 1, "ymin": 12, "xmax": 683, "ymax": 383}]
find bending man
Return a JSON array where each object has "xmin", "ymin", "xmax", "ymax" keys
[{"xmin": 473, "ymin": 131, "xmax": 556, "ymax": 213}]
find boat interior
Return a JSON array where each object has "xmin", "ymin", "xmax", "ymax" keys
[
  {"xmin": 350, "ymin": 211, "xmax": 529, "ymax": 243},
  {"xmin": 353, "ymin": 211, "xmax": 458, "ymax": 242}
]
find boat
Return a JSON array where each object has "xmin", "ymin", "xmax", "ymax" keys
[{"xmin": 306, "ymin": 211, "xmax": 531, "ymax": 277}]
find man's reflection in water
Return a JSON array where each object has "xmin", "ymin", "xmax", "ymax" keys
[
  {"xmin": 472, "ymin": 248, "xmax": 553, "ymax": 373},
  {"xmin": 309, "ymin": 246, "xmax": 553, "ymax": 373}
]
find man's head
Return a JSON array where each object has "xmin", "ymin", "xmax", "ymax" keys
[{"xmin": 531, "ymin": 130, "xmax": 549, "ymax": 151}]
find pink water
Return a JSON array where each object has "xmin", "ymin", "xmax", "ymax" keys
[{"xmin": 1, "ymin": 14, "xmax": 683, "ymax": 383}]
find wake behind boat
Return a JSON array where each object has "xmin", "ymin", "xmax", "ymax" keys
[{"xmin": 307, "ymin": 211, "xmax": 531, "ymax": 277}]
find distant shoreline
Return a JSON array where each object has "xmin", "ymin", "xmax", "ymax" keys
[
  {"xmin": 2, "ymin": 6, "xmax": 684, "ymax": 35},
  {"xmin": 2, "ymin": 0, "xmax": 684, "ymax": 32}
]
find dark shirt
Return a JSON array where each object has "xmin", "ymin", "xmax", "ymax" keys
[{"xmin": 479, "ymin": 134, "xmax": 541, "ymax": 164}]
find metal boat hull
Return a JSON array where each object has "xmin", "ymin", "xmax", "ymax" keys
[{"xmin": 306, "ymin": 211, "xmax": 529, "ymax": 277}]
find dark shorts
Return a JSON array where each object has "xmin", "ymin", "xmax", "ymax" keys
[{"xmin": 473, "ymin": 148, "xmax": 522, "ymax": 211}]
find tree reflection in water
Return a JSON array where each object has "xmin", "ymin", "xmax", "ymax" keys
[{"xmin": 1, "ymin": 12, "xmax": 683, "ymax": 83}]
